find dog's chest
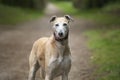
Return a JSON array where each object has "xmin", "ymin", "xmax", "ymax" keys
[{"xmin": 49, "ymin": 55, "xmax": 71, "ymax": 76}]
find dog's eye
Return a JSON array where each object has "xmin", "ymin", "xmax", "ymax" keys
[
  {"xmin": 63, "ymin": 23, "xmax": 67, "ymax": 26},
  {"xmin": 55, "ymin": 24, "xmax": 59, "ymax": 27}
]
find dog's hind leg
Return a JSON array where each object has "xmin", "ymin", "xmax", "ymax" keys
[{"xmin": 28, "ymin": 50, "xmax": 40, "ymax": 80}]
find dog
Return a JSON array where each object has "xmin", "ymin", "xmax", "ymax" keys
[{"xmin": 28, "ymin": 15, "xmax": 73, "ymax": 80}]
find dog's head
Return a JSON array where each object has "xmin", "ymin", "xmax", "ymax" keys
[{"xmin": 50, "ymin": 15, "xmax": 73, "ymax": 41}]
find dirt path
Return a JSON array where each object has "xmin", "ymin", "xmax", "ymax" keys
[{"xmin": 0, "ymin": 3, "xmax": 93, "ymax": 80}]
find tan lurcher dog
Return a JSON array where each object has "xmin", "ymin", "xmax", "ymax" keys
[{"xmin": 28, "ymin": 15, "xmax": 73, "ymax": 80}]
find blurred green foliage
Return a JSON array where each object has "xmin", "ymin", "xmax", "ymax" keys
[
  {"xmin": 73, "ymin": 0, "xmax": 120, "ymax": 10},
  {"xmin": 0, "ymin": 0, "xmax": 46, "ymax": 10},
  {"xmin": 50, "ymin": 0, "xmax": 71, "ymax": 2},
  {"xmin": 0, "ymin": 4, "xmax": 43, "ymax": 25},
  {"xmin": 55, "ymin": 1, "xmax": 120, "ymax": 25}
]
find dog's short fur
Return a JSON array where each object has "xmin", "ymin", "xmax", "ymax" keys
[{"xmin": 28, "ymin": 15, "xmax": 73, "ymax": 80}]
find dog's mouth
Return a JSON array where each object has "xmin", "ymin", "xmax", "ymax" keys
[{"xmin": 54, "ymin": 32, "xmax": 68, "ymax": 41}]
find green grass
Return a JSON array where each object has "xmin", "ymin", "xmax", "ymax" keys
[
  {"xmin": 54, "ymin": 1, "xmax": 78, "ymax": 15},
  {"xmin": 0, "ymin": 4, "xmax": 43, "ymax": 25},
  {"xmin": 54, "ymin": 1, "xmax": 120, "ymax": 25},
  {"xmin": 84, "ymin": 29, "xmax": 120, "ymax": 80}
]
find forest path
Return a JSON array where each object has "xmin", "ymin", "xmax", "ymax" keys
[{"xmin": 0, "ymin": 3, "xmax": 93, "ymax": 80}]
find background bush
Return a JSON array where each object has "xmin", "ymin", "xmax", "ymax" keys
[
  {"xmin": 0, "ymin": 0, "xmax": 46, "ymax": 10},
  {"xmin": 73, "ymin": 0, "xmax": 120, "ymax": 10},
  {"xmin": 50, "ymin": 0, "xmax": 72, "ymax": 2}
]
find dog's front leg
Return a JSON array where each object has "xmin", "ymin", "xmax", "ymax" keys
[
  {"xmin": 45, "ymin": 66, "xmax": 54, "ymax": 80},
  {"xmin": 62, "ymin": 73, "xmax": 68, "ymax": 80},
  {"xmin": 28, "ymin": 61, "xmax": 39, "ymax": 80},
  {"xmin": 28, "ymin": 50, "xmax": 40, "ymax": 80},
  {"xmin": 45, "ymin": 73, "xmax": 53, "ymax": 80}
]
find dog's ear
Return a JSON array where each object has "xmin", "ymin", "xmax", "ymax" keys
[
  {"xmin": 50, "ymin": 16, "xmax": 57, "ymax": 23},
  {"xmin": 64, "ymin": 15, "xmax": 73, "ymax": 22}
]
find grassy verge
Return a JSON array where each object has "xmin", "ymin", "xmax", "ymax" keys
[
  {"xmin": 54, "ymin": 1, "xmax": 120, "ymax": 25},
  {"xmin": 0, "ymin": 4, "xmax": 43, "ymax": 25},
  {"xmin": 85, "ymin": 29, "xmax": 120, "ymax": 80}
]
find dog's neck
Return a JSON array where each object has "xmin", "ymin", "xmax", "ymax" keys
[
  {"xmin": 50, "ymin": 35, "xmax": 69, "ymax": 59},
  {"xmin": 50, "ymin": 34, "xmax": 69, "ymax": 47},
  {"xmin": 50, "ymin": 34, "xmax": 70, "ymax": 60}
]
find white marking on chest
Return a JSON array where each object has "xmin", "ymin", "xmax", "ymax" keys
[
  {"xmin": 49, "ymin": 45, "xmax": 65, "ymax": 66},
  {"xmin": 48, "ymin": 54, "xmax": 63, "ymax": 66}
]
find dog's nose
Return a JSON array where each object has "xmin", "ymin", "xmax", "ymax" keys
[{"xmin": 58, "ymin": 32, "xmax": 63, "ymax": 37}]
